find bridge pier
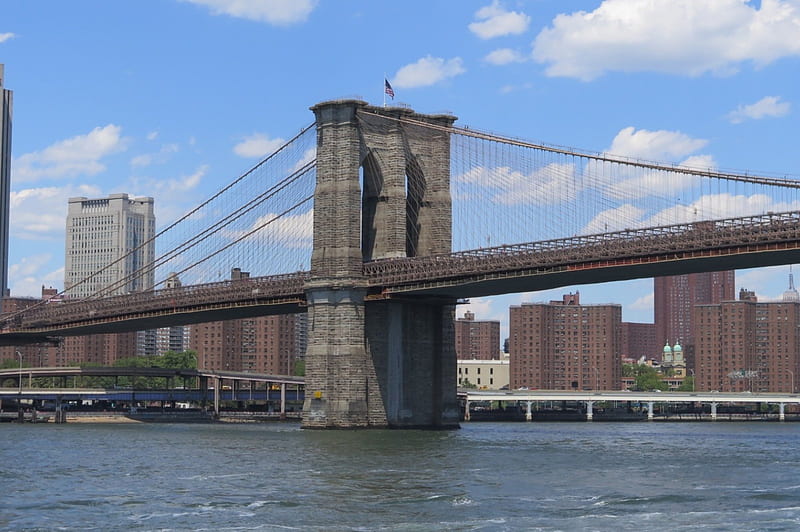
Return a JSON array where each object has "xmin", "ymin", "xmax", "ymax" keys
[
  {"xmin": 302, "ymin": 99, "xmax": 458, "ymax": 429},
  {"xmin": 366, "ymin": 300, "xmax": 459, "ymax": 429}
]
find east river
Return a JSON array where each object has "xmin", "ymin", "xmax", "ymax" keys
[{"xmin": 2, "ymin": 421, "xmax": 800, "ymax": 531}]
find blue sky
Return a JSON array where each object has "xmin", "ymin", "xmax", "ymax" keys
[{"xmin": 2, "ymin": 0, "xmax": 800, "ymax": 342}]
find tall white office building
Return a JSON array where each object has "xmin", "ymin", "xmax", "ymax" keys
[
  {"xmin": 65, "ymin": 193, "xmax": 155, "ymax": 298},
  {"xmin": 63, "ymin": 194, "xmax": 156, "ymax": 363},
  {"xmin": 0, "ymin": 64, "xmax": 13, "ymax": 307}
]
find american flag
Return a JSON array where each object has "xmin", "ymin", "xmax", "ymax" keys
[{"xmin": 384, "ymin": 79, "xmax": 394, "ymax": 99}]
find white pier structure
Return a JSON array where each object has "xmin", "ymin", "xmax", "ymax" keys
[{"xmin": 464, "ymin": 390, "xmax": 800, "ymax": 422}]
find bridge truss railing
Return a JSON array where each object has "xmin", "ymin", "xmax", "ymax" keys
[
  {"xmin": 364, "ymin": 211, "xmax": 800, "ymax": 289},
  {"xmin": 13, "ymin": 272, "xmax": 310, "ymax": 331}
]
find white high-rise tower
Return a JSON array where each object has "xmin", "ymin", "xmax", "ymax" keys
[{"xmin": 65, "ymin": 194, "xmax": 155, "ymax": 298}]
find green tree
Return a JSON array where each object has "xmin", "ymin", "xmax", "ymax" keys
[
  {"xmin": 622, "ymin": 363, "xmax": 638, "ymax": 377},
  {"xmin": 161, "ymin": 350, "xmax": 197, "ymax": 369},
  {"xmin": 633, "ymin": 365, "xmax": 669, "ymax": 391},
  {"xmin": 461, "ymin": 378, "xmax": 477, "ymax": 389},
  {"xmin": 677, "ymin": 375, "xmax": 694, "ymax": 392},
  {"xmin": 293, "ymin": 359, "xmax": 305, "ymax": 376},
  {"xmin": 0, "ymin": 358, "xmax": 23, "ymax": 369}
]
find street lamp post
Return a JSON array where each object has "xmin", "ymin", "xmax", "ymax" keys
[
  {"xmin": 16, "ymin": 351, "xmax": 23, "ymax": 422},
  {"xmin": 788, "ymin": 369, "xmax": 795, "ymax": 394},
  {"xmin": 592, "ymin": 367, "xmax": 600, "ymax": 391},
  {"xmin": 689, "ymin": 369, "xmax": 695, "ymax": 392}
]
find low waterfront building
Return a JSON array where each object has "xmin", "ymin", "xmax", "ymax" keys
[{"xmin": 457, "ymin": 355, "xmax": 509, "ymax": 389}]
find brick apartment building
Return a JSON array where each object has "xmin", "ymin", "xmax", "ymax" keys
[
  {"xmin": 509, "ymin": 292, "xmax": 621, "ymax": 390},
  {"xmin": 695, "ymin": 284, "xmax": 800, "ymax": 393},
  {"xmin": 454, "ymin": 311, "xmax": 501, "ymax": 360}
]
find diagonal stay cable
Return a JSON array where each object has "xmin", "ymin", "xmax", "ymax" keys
[
  {"xmin": 166, "ymin": 195, "xmax": 314, "ymax": 285},
  {"xmin": 98, "ymin": 160, "xmax": 316, "ymax": 296},
  {"xmin": 2, "ymin": 124, "xmax": 315, "ymax": 324}
]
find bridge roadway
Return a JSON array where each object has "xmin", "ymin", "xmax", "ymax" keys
[
  {"xmin": 464, "ymin": 390, "xmax": 800, "ymax": 421},
  {"xmin": 4, "ymin": 210, "xmax": 800, "ymax": 342}
]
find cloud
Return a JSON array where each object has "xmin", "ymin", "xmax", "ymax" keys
[
  {"xmin": 13, "ymin": 125, "xmax": 128, "ymax": 183},
  {"xmin": 130, "ymin": 143, "xmax": 179, "ymax": 167},
  {"xmin": 582, "ymin": 204, "xmax": 647, "ymax": 234},
  {"xmin": 0, "ymin": 33, "xmax": 15, "ymax": 44},
  {"xmin": 643, "ymin": 193, "xmax": 800, "ymax": 227},
  {"xmin": 9, "ymin": 257, "xmax": 64, "ymax": 298},
  {"xmin": 598, "ymin": 127, "xmax": 714, "ymax": 201},
  {"xmin": 226, "ymin": 208, "xmax": 314, "ymax": 248},
  {"xmin": 499, "ymin": 82, "xmax": 533, "ymax": 94},
  {"xmin": 630, "ymin": 292, "xmax": 654, "ymax": 312},
  {"xmin": 131, "ymin": 165, "xmax": 206, "ymax": 196},
  {"xmin": 607, "ymin": 127, "xmax": 708, "ymax": 161},
  {"xmin": 291, "ymin": 147, "xmax": 316, "ymax": 173},
  {"xmin": 533, "ymin": 0, "xmax": 800, "ymax": 80},
  {"xmin": 469, "ymin": 1, "xmax": 531, "ymax": 39},
  {"xmin": 126, "ymin": 165, "xmax": 207, "ymax": 230},
  {"xmin": 484, "ymin": 48, "xmax": 527, "ymax": 65},
  {"xmin": 393, "ymin": 56, "xmax": 465, "ymax": 89},
  {"xmin": 727, "ymin": 95, "xmax": 791, "ymax": 123},
  {"xmin": 233, "ymin": 133, "xmax": 285, "ymax": 158},
  {"xmin": 10, "ymin": 184, "xmax": 103, "ymax": 240},
  {"xmin": 181, "ymin": 0, "xmax": 317, "ymax": 25},
  {"xmin": 737, "ymin": 265, "xmax": 789, "ymax": 301},
  {"xmin": 456, "ymin": 162, "xmax": 579, "ymax": 205}
]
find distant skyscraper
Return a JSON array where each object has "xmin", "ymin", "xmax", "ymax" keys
[
  {"xmin": 65, "ymin": 193, "xmax": 155, "ymax": 298},
  {"xmin": 0, "ymin": 64, "xmax": 13, "ymax": 307},
  {"xmin": 654, "ymin": 271, "xmax": 734, "ymax": 366}
]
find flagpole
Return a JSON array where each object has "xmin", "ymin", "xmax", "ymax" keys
[{"xmin": 383, "ymin": 73, "xmax": 387, "ymax": 107}]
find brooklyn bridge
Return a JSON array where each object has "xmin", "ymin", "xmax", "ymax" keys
[{"xmin": 3, "ymin": 100, "xmax": 800, "ymax": 428}]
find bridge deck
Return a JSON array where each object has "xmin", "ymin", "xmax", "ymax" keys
[{"xmin": 4, "ymin": 211, "xmax": 800, "ymax": 340}]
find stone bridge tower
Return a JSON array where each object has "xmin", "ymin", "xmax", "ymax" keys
[{"xmin": 303, "ymin": 100, "xmax": 460, "ymax": 429}]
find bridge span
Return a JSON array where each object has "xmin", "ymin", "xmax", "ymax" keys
[{"xmin": 5, "ymin": 210, "xmax": 800, "ymax": 341}]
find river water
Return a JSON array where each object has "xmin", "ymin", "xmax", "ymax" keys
[{"xmin": 2, "ymin": 421, "xmax": 800, "ymax": 531}]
